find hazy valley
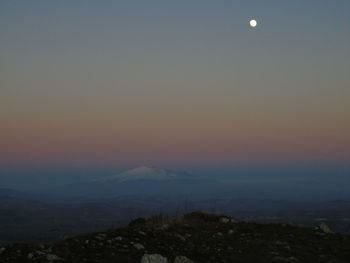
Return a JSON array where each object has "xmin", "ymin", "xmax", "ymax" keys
[{"xmin": 1, "ymin": 166, "xmax": 350, "ymax": 245}]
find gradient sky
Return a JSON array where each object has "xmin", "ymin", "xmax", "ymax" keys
[{"xmin": 1, "ymin": 0, "xmax": 350, "ymax": 169}]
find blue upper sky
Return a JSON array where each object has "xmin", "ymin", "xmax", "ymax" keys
[{"xmin": 0, "ymin": 1, "xmax": 349, "ymax": 187}]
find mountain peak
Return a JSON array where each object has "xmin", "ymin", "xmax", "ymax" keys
[
  {"xmin": 127, "ymin": 166, "xmax": 159, "ymax": 173},
  {"xmin": 94, "ymin": 166, "xmax": 192, "ymax": 183}
]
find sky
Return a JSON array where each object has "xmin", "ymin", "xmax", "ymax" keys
[{"xmin": 1, "ymin": 0, "xmax": 350, "ymax": 172}]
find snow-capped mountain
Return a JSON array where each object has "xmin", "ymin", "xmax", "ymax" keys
[
  {"xmin": 93, "ymin": 166, "xmax": 193, "ymax": 182},
  {"xmin": 45, "ymin": 166, "xmax": 222, "ymax": 199}
]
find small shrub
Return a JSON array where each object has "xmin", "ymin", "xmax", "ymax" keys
[
  {"xmin": 183, "ymin": 211, "xmax": 219, "ymax": 223},
  {"xmin": 129, "ymin": 217, "xmax": 146, "ymax": 227}
]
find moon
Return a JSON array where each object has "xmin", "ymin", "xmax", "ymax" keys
[{"xmin": 250, "ymin": 19, "xmax": 257, "ymax": 28}]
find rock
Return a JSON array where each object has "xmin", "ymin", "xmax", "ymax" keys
[
  {"xmin": 139, "ymin": 231, "xmax": 147, "ymax": 236},
  {"xmin": 47, "ymin": 254, "xmax": 63, "ymax": 261},
  {"xmin": 96, "ymin": 233, "xmax": 106, "ymax": 240},
  {"xmin": 174, "ymin": 256, "xmax": 195, "ymax": 263},
  {"xmin": 318, "ymin": 222, "xmax": 333, "ymax": 234},
  {"xmin": 0, "ymin": 247, "xmax": 5, "ymax": 254},
  {"xmin": 174, "ymin": 233, "xmax": 186, "ymax": 242},
  {"xmin": 273, "ymin": 256, "xmax": 299, "ymax": 262},
  {"xmin": 141, "ymin": 254, "xmax": 168, "ymax": 263},
  {"xmin": 275, "ymin": 241, "xmax": 292, "ymax": 251},
  {"xmin": 219, "ymin": 216, "xmax": 238, "ymax": 223},
  {"xmin": 27, "ymin": 253, "xmax": 34, "ymax": 260},
  {"xmin": 219, "ymin": 217, "xmax": 230, "ymax": 223},
  {"xmin": 230, "ymin": 218, "xmax": 238, "ymax": 223},
  {"xmin": 284, "ymin": 245, "xmax": 292, "ymax": 251},
  {"xmin": 158, "ymin": 224, "xmax": 169, "ymax": 230},
  {"xmin": 228, "ymin": 229, "xmax": 234, "ymax": 235},
  {"xmin": 115, "ymin": 236, "xmax": 123, "ymax": 241},
  {"xmin": 134, "ymin": 243, "xmax": 145, "ymax": 250}
]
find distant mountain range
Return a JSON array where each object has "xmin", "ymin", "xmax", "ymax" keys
[
  {"xmin": 9, "ymin": 165, "xmax": 347, "ymax": 201},
  {"xmin": 2, "ymin": 178, "xmax": 350, "ymax": 244},
  {"xmin": 40, "ymin": 166, "xmax": 223, "ymax": 199},
  {"xmin": 0, "ymin": 188, "xmax": 23, "ymax": 197}
]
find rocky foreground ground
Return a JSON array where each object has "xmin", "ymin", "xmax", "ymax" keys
[{"xmin": 0, "ymin": 211, "xmax": 350, "ymax": 263}]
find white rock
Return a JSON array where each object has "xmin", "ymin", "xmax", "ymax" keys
[
  {"xmin": 115, "ymin": 236, "xmax": 123, "ymax": 241},
  {"xmin": 230, "ymin": 218, "xmax": 238, "ymax": 223},
  {"xmin": 216, "ymin": 232, "xmax": 223, "ymax": 237},
  {"xmin": 141, "ymin": 254, "xmax": 168, "ymax": 263},
  {"xmin": 174, "ymin": 256, "xmax": 194, "ymax": 263},
  {"xmin": 318, "ymin": 222, "xmax": 333, "ymax": 234},
  {"xmin": 96, "ymin": 233, "xmax": 106, "ymax": 240},
  {"xmin": 35, "ymin": 250, "xmax": 46, "ymax": 256},
  {"xmin": 134, "ymin": 243, "xmax": 145, "ymax": 250},
  {"xmin": 273, "ymin": 256, "xmax": 299, "ymax": 262},
  {"xmin": 219, "ymin": 217, "xmax": 230, "ymax": 223},
  {"xmin": 174, "ymin": 234, "xmax": 186, "ymax": 242},
  {"xmin": 27, "ymin": 253, "xmax": 34, "ymax": 260},
  {"xmin": 159, "ymin": 224, "xmax": 169, "ymax": 230},
  {"xmin": 47, "ymin": 254, "xmax": 63, "ymax": 261}
]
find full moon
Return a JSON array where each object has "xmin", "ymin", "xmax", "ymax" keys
[{"xmin": 250, "ymin": 19, "xmax": 257, "ymax": 28}]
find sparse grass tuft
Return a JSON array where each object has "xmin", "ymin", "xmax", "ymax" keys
[{"xmin": 146, "ymin": 214, "xmax": 175, "ymax": 226}]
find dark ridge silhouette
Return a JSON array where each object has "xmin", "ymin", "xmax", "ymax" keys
[{"xmin": 1, "ymin": 211, "xmax": 350, "ymax": 263}]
